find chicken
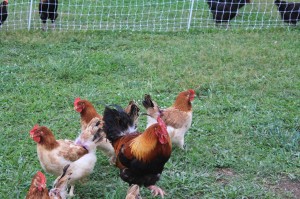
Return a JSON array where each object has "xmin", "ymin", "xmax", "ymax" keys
[
  {"xmin": 0, "ymin": 0, "xmax": 8, "ymax": 27},
  {"xmin": 26, "ymin": 171, "xmax": 67, "ymax": 199},
  {"xmin": 74, "ymin": 97, "xmax": 115, "ymax": 163},
  {"xmin": 274, "ymin": 0, "xmax": 300, "ymax": 25},
  {"xmin": 29, "ymin": 117, "xmax": 103, "ymax": 197},
  {"xmin": 207, "ymin": 0, "xmax": 251, "ymax": 26},
  {"xmin": 74, "ymin": 98, "xmax": 140, "ymax": 164},
  {"xmin": 39, "ymin": 0, "xmax": 58, "ymax": 30},
  {"xmin": 125, "ymin": 185, "xmax": 142, "ymax": 199},
  {"xmin": 26, "ymin": 171, "xmax": 50, "ymax": 199},
  {"xmin": 103, "ymin": 106, "xmax": 172, "ymax": 198},
  {"xmin": 142, "ymin": 89, "xmax": 195, "ymax": 149}
]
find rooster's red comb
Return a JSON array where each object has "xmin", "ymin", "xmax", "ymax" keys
[{"xmin": 74, "ymin": 97, "xmax": 81, "ymax": 106}]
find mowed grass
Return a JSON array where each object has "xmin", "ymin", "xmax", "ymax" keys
[{"xmin": 0, "ymin": 29, "xmax": 299, "ymax": 198}]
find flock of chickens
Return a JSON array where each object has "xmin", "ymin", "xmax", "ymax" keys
[
  {"xmin": 0, "ymin": 0, "xmax": 300, "ymax": 29},
  {"xmin": 25, "ymin": 89, "xmax": 195, "ymax": 199}
]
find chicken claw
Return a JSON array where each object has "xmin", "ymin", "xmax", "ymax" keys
[{"xmin": 147, "ymin": 185, "xmax": 166, "ymax": 198}]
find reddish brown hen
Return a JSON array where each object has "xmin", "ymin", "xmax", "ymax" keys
[
  {"xmin": 26, "ymin": 171, "xmax": 68, "ymax": 199},
  {"xmin": 143, "ymin": 89, "xmax": 195, "ymax": 149},
  {"xmin": 74, "ymin": 97, "xmax": 115, "ymax": 163}
]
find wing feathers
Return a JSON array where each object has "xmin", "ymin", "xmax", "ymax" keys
[{"xmin": 57, "ymin": 140, "xmax": 88, "ymax": 162}]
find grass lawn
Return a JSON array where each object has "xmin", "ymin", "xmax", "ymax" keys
[{"xmin": 0, "ymin": 29, "xmax": 299, "ymax": 198}]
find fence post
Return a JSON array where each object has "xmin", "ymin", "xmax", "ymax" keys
[
  {"xmin": 28, "ymin": 0, "xmax": 34, "ymax": 30},
  {"xmin": 187, "ymin": 0, "xmax": 195, "ymax": 31}
]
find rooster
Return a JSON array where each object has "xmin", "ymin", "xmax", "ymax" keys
[
  {"xmin": 74, "ymin": 98, "xmax": 140, "ymax": 164},
  {"xmin": 142, "ymin": 89, "xmax": 195, "ymax": 149},
  {"xmin": 274, "ymin": 0, "xmax": 300, "ymax": 25},
  {"xmin": 103, "ymin": 106, "xmax": 172, "ymax": 198},
  {"xmin": 26, "ymin": 171, "xmax": 68, "ymax": 199},
  {"xmin": 39, "ymin": 0, "xmax": 58, "ymax": 30},
  {"xmin": 125, "ymin": 185, "xmax": 142, "ymax": 199},
  {"xmin": 207, "ymin": 0, "xmax": 251, "ymax": 25},
  {"xmin": 29, "ymin": 117, "xmax": 103, "ymax": 196},
  {"xmin": 0, "ymin": 0, "xmax": 8, "ymax": 27}
]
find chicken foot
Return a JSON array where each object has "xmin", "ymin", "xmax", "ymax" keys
[{"xmin": 147, "ymin": 185, "xmax": 166, "ymax": 198}]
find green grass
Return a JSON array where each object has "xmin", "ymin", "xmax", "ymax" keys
[{"xmin": 0, "ymin": 29, "xmax": 299, "ymax": 198}]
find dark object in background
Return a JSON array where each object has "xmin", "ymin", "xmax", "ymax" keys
[
  {"xmin": 274, "ymin": 0, "xmax": 300, "ymax": 25},
  {"xmin": 0, "ymin": 0, "xmax": 8, "ymax": 26},
  {"xmin": 39, "ymin": 0, "xmax": 58, "ymax": 30},
  {"xmin": 207, "ymin": 0, "xmax": 251, "ymax": 25}
]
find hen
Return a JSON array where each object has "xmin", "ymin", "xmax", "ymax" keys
[
  {"xmin": 29, "ymin": 117, "xmax": 102, "ymax": 196},
  {"xmin": 142, "ymin": 89, "xmax": 195, "ymax": 149},
  {"xmin": 274, "ymin": 0, "xmax": 300, "ymax": 25},
  {"xmin": 0, "ymin": 0, "xmax": 8, "ymax": 27},
  {"xmin": 207, "ymin": 0, "xmax": 251, "ymax": 25},
  {"xmin": 74, "ymin": 97, "xmax": 114, "ymax": 162},
  {"xmin": 26, "ymin": 171, "xmax": 68, "ymax": 199},
  {"xmin": 39, "ymin": 0, "xmax": 58, "ymax": 30},
  {"xmin": 103, "ymin": 106, "xmax": 172, "ymax": 198}
]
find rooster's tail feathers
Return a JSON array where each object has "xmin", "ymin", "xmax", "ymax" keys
[
  {"xmin": 103, "ymin": 106, "xmax": 136, "ymax": 143},
  {"xmin": 142, "ymin": 94, "xmax": 155, "ymax": 109}
]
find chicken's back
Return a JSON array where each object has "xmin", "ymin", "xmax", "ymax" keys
[
  {"xmin": 39, "ymin": 0, "xmax": 58, "ymax": 22},
  {"xmin": 275, "ymin": 0, "xmax": 300, "ymax": 24},
  {"xmin": 207, "ymin": 0, "xmax": 250, "ymax": 22},
  {"xmin": 37, "ymin": 140, "xmax": 88, "ymax": 176}
]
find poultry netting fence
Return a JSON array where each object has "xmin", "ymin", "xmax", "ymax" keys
[{"xmin": 0, "ymin": 0, "xmax": 299, "ymax": 31}]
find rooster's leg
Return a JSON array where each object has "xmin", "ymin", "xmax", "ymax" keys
[
  {"xmin": 42, "ymin": 23, "xmax": 46, "ymax": 31},
  {"xmin": 68, "ymin": 185, "xmax": 75, "ymax": 197},
  {"xmin": 51, "ymin": 21, "xmax": 56, "ymax": 30},
  {"xmin": 147, "ymin": 185, "xmax": 166, "ymax": 198}
]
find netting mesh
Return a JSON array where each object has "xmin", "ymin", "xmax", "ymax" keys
[{"xmin": 1, "ymin": 0, "xmax": 299, "ymax": 31}]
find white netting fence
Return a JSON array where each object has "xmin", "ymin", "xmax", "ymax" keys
[{"xmin": 1, "ymin": 0, "xmax": 299, "ymax": 31}]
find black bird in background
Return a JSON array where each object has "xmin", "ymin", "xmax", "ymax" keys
[
  {"xmin": 207, "ymin": 0, "xmax": 251, "ymax": 26},
  {"xmin": 274, "ymin": 0, "xmax": 300, "ymax": 25},
  {"xmin": 0, "ymin": 0, "xmax": 8, "ymax": 27},
  {"xmin": 39, "ymin": 0, "xmax": 58, "ymax": 30}
]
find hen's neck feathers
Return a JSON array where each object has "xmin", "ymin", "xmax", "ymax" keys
[
  {"xmin": 173, "ymin": 96, "xmax": 192, "ymax": 112},
  {"xmin": 39, "ymin": 127, "xmax": 59, "ymax": 150},
  {"xmin": 26, "ymin": 185, "xmax": 49, "ymax": 199},
  {"xmin": 80, "ymin": 102, "xmax": 102, "ymax": 123}
]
